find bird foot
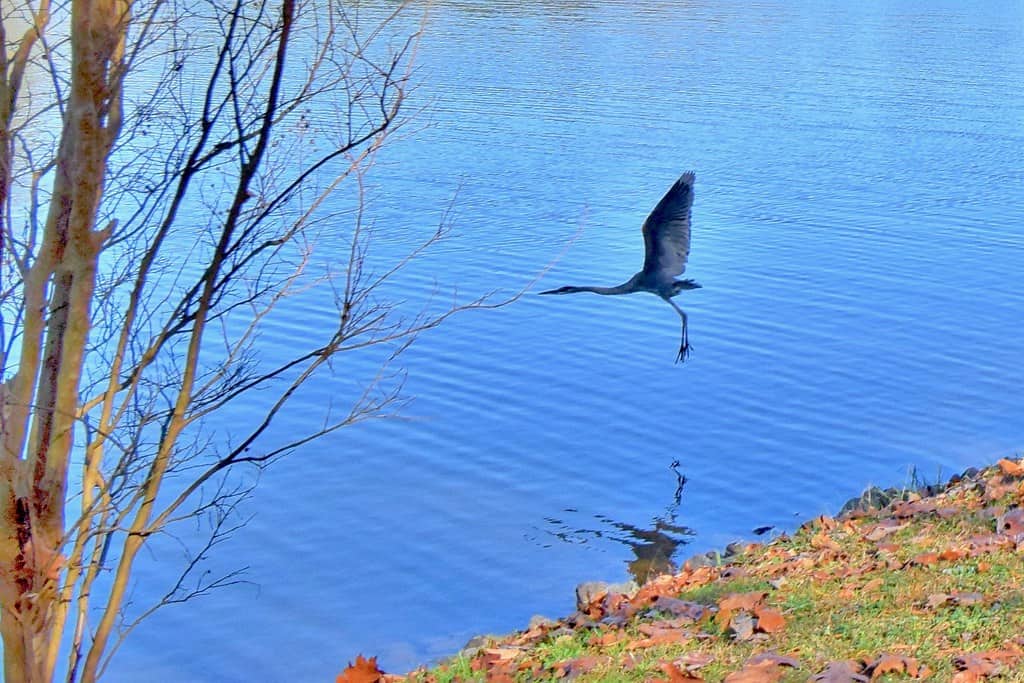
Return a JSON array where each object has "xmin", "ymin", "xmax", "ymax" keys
[{"xmin": 675, "ymin": 342, "xmax": 692, "ymax": 364}]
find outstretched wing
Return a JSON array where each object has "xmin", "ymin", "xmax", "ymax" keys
[{"xmin": 641, "ymin": 171, "xmax": 695, "ymax": 278}]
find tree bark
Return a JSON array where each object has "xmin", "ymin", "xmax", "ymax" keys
[{"xmin": 0, "ymin": 0, "xmax": 123, "ymax": 680}]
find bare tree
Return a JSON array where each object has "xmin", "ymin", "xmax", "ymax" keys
[{"xmin": 0, "ymin": 1, "xmax": 499, "ymax": 680}]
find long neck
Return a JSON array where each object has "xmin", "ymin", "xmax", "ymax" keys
[
  {"xmin": 576, "ymin": 273, "xmax": 641, "ymax": 296},
  {"xmin": 579, "ymin": 283, "xmax": 634, "ymax": 295}
]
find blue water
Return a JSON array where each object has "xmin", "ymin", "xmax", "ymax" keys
[{"xmin": 111, "ymin": 1, "xmax": 1024, "ymax": 680}]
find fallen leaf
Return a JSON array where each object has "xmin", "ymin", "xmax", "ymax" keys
[
  {"xmin": 551, "ymin": 655, "xmax": 610, "ymax": 679},
  {"xmin": 594, "ymin": 630, "xmax": 628, "ymax": 647},
  {"xmin": 926, "ymin": 593, "xmax": 953, "ymax": 610},
  {"xmin": 865, "ymin": 654, "xmax": 926, "ymax": 680},
  {"xmin": 861, "ymin": 577, "xmax": 885, "ymax": 593},
  {"xmin": 863, "ymin": 520, "xmax": 908, "ymax": 542},
  {"xmin": 952, "ymin": 644, "xmax": 1023, "ymax": 679},
  {"xmin": 811, "ymin": 529, "xmax": 842, "ymax": 551},
  {"xmin": 649, "ymin": 595, "xmax": 708, "ymax": 621},
  {"xmin": 753, "ymin": 606, "xmax": 786, "ymax": 633},
  {"xmin": 723, "ymin": 660, "xmax": 787, "ymax": 682},
  {"xmin": 652, "ymin": 660, "xmax": 705, "ymax": 683},
  {"xmin": 997, "ymin": 458, "xmax": 1024, "ymax": 477},
  {"xmin": 909, "ymin": 552, "xmax": 939, "ymax": 566},
  {"xmin": 716, "ymin": 591, "xmax": 768, "ymax": 627},
  {"xmin": 337, "ymin": 655, "xmax": 385, "ymax": 683},
  {"xmin": 811, "ymin": 660, "xmax": 870, "ymax": 682},
  {"xmin": 891, "ymin": 499, "xmax": 938, "ymax": 518},
  {"xmin": 675, "ymin": 652, "xmax": 715, "ymax": 670},
  {"xmin": 951, "ymin": 591, "xmax": 985, "ymax": 606},
  {"xmin": 746, "ymin": 651, "xmax": 800, "ymax": 668},
  {"xmin": 625, "ymin": 625, "xmax": 691, "ymax": 650},
  {"xmin": 938, "ymin": 548, "xmax": 968, "ymax": 562}
]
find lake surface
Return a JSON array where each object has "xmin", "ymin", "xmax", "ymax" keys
[{"xmin": 112, "ymin": 1, "xmax": 1024, "ymax": 680}]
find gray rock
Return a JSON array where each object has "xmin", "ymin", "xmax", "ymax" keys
[
  {"xmin": 574, "ymin": 579, "xmax": 637, "ymax": 611},
  {"xmin": 527, "ymin": 614, "xmax": 557, "ymax": 630},
  {"xmin": 839, "ymin": 486, "xmax": 893, "ymax": 515}
]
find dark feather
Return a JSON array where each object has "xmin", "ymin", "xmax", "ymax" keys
[{"xmin": 641, "ymin": 171, "xmax": 695, "ymax": 279}]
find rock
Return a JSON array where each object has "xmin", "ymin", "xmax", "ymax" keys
[
  {"xmin": 839, "ymin": 486, "xmax": 893, "ymax": 515},
  {"xmin": 574, "ymin": 580, "xmax": 637, "ymax": 611},
  {"xmin": 527, "ymin": 615, "xmax": 557, "ymax": 630},
  {"xmin": 723, "ymin": 542, "xmax": 745, "ymax": 558},
  {"xmin": 457, "ymin": 633, "xmax": 499, "ymax": 659}
]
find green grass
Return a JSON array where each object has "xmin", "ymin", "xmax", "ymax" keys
[{"xmin": 403, "ymin": 462, "xmax": 1024, "ymax": 682}]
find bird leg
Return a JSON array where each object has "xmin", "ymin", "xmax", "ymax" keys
[{"xmin": 664, "ymin": 297, "xmax": 692, "ymax": 364}]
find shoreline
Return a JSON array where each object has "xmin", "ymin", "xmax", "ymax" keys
[{"xmin": 338, "ymin": 457, "xmax": 1024, "ymax": 681}]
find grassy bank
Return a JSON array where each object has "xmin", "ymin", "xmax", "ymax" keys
[{"xmin": 339, "ymin": 458, "xmax": 1024, "ymax": 682}]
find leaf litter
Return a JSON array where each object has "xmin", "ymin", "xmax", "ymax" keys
[{"xmin": 338, "ymin": 458, "xmax": 1024, "ymax": 681}]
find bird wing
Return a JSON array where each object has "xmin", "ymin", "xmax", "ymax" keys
[{"xmin": 641, "ymin": 171, "xmax": 695, "ymax": 278}]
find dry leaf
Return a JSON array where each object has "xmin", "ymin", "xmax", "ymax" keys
[
  {"xmin": 337, "ymin": 655, "xmax": 385, "ymax": 683},
  {"xmin": 624, "ymin": 625, "xmax": 690, "ymax": 650},
  {"xmin": 811, "ymin": 529, "xmax": 842, "ymax": 551},
  {"xmin": 551, "ymin": 655, "xmax": 610, "ymax": 679},
  {"xmin": 865, "ymin": 653, "xmax": 926, "ymax": 680},
  {"xmin": 716, "ymin": 591, "xmax": 768, "ymax": 627},
  {"xmin": 812, "ymin": 660, "xmax": 870, "ymax": 682},
  {"xmin": 649, "ymin": 595, "xmax": 708, "ymax": 621},
  {"xmin": 746, "ymin": 651, "xmax": 800, "ymax": 668},
  {"xmin": 909, "ymin": 552, "xmax": 939, "ymax": 566},
  {"xmin": 652, "ymin": 661, "xmax": 705, "ymax": 683},
  {"xmin": 861, "ymin": 577, "xmax": 885, "ymax": 593},
  {"xmin": 997, "ymin": 458, "xmax": 1024, "ymax": 477},
  {"xmin": 753, "ymin": 606, "xmax": 786, "ymax": 633},
  {"xmin": 723, "ymin": 660, "xmax": 787, "ymax": 682}
]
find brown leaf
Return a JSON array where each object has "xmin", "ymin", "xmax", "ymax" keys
[
  {"xmin": 926, "ymin": 593, "xmax": 953, "ymax": 610},
  {"xmin": 812, "ymin": 660, "xmax": 870, "ymax": 682},
  {"xmin": 864, "ymin": 522, "xmax": 907, "ymax": 542},
  {"xmin": 952, "ymin": 644, "xmax": 1023, "ymax": 678},
  {"xmin": 675, "ymin": 652, "xmax": 715, "ymax": 670},
  {"xmin": 865, "ymin": 654, "xmax": 926, "ymax": 680},
  {"xmin": 909, "ymin": 552, "xmax": 939, "ymax": 566},
  {"xmin": 551, "ymin": 655, "xmax": 610, "ymax": 679},
  {"xmin": 723, "ymin": 660, "xmax": 787, "ymax": 682},
  {"xmin": 997, "ymin": 458, "xmax": 1024, "ymax": 477},
  {"xmin": 891, "ymin": 499, "xmax": 938, "ymax": 518},
  {"xmin": 746, "ymin": 651, "xmax": 800, "ymax": 668},
  {"xmin": 753, "ymin": 606, "xmax": 786, "ymax": 633},
  {"xmin": 624, "ymin": 625, "xmax": 691, "ymax": 650},
  {"xmin": 337, "ymin": 655, "xmax": 385, "ymax": 683},
  {"xmin": 594, "ymin": 630, "xmax": 628, "ymax": 647},
  {"xmin": 649, "ymin": 595, "xmax": 708, "ymax": 621},
  {"xmin": 651, "ymin": 661, "xmax": 705, "ymax": 683},
  {"xmin": 811, "ymin": 529, "xmax": 842, "ymax": 551},
  {"xmin": 861, "ymin": 577, "xmax": 885, "ymax": 593},
  {"xmin": 951, "ymin": 591, "xmax": 985, "ymax": 606},
  {"xmin": 716, "ymin": 591, "xmax": 768, "ymax": 627},
  {"xmin": 938, "ymin": 548, "xmax": 968, "ymax": 562}
]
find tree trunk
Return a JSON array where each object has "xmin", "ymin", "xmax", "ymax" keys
[{"xmin": 0, "ymin": 0, "xmax": 123, "ymax": 680}]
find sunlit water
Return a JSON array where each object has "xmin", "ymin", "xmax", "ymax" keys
[{"xmin": 111, "ymin": 1, "xmax": 1024, "ymax": 680}]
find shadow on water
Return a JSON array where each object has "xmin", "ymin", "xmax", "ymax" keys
[{"xmin": 540, "ymin": 462, "xmax": 695, "ymax": 584}]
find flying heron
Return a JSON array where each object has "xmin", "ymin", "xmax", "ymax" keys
[{"xmin": 540, "ymin": 172, "xmax": 702, "ymax": 363}]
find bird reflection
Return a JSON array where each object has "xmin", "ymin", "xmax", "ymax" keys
[{"xmin": 542, "ymin": 461, "xmax": 694, "ymax": 584}]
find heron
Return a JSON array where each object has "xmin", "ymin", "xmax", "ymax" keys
[{"xmin": 540, "ymin": 171, "xmax": 702, "ymax": 363}]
